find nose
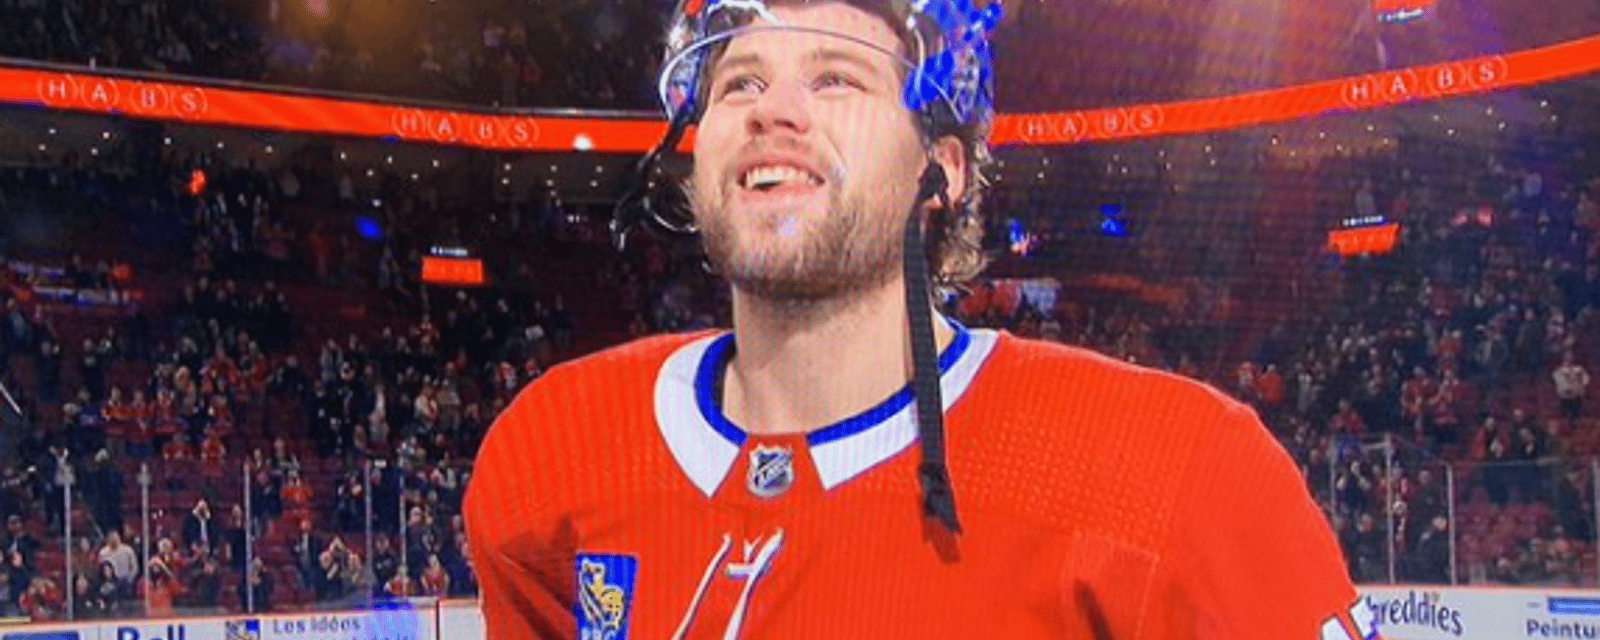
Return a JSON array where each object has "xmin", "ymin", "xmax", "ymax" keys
[{"xmin": 745, "ymin": 78, "xmax": 811, "ymax": 136}]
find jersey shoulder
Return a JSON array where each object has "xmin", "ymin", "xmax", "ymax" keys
[
  {"xmin": 978, "ymin": 331, "xmax": 1262, "ymax": 458},
  {"xmin": 959, "ymin": 333, "xmax": 1288, "ymax": 539}
]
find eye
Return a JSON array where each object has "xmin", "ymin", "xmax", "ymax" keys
[
  {"xmin": 717, "ymin": 74, "xmax": 764, "ymax": 99},
  {"xmin": 813, "ymin": 71, "xmax": 862, "ymax": 91}
]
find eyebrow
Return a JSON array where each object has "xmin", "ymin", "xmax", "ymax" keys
[{"xmin": 713, "ymin": 46, "xmax": 889, "ymax": 80}]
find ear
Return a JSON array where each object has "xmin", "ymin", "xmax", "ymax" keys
[{"xmin": 926, "ymin": 134, "xmax": 967, "ymax": 209}]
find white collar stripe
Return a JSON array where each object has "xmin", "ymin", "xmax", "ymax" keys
[{"xmin": 653, "ymin": 323, "xmax": 1000, "ymax": 497}]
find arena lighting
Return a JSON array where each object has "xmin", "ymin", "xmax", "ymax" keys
[
  {"xmin": 101, "ymin": 131, "xmax": 109, "ymax": 139},
  {"xmin": 431, "ymin": 159, "xmax": 439, "ymax": 167},
  {"xmin": 2, "ymin": 35, "xmax": 1598, "ymax": 151},
  {"xmin": 47, "ymin": 127, "xmax": 55, "ymax": 135}
]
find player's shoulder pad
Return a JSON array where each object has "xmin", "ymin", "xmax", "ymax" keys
[{"xmin": 987, "ymin": 332, "xmax": 1253, "ymax": 442}]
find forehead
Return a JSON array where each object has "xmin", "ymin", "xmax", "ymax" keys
[{"xmin": 716, "ymin": 3, "xmax": 906, "ymax": 71}]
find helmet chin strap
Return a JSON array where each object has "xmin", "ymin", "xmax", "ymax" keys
[
  {"xmin": 612, "ymin": 107, "xmax": 698, "ymax": 252},
  {"xmin": 905, "ymin": 160, "xmax": 960, "ymax": 534}
]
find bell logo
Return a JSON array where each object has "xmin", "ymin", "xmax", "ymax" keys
[{"xmin": 115, "ymin": 625, "xmax": 188, "ymax": 640}]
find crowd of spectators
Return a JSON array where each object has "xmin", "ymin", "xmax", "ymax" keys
[
  {"xmin": 3, "ymin": 93, "xmax": 1600, "ymax": 628},
  {"xmin": 0, "ymin": 128, "xmax": 601, "ymax": 618},
  {"xmin": 0, "ymin": 0, "xmax": 665, "ymax": 110}
]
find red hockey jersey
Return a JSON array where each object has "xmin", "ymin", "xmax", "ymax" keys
[{"xmin": 465, "ymin": 324, "xmax": 1380, "ymax": 639}]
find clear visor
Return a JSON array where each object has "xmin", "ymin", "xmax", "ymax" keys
[{"xmin": 658, "ymin": 0, "xmax": 998, "ymax": 127}]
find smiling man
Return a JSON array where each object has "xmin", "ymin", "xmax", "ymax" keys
[{"xmin": 465, "ymin": 1, "xmax": 1380, "ymax": 639}]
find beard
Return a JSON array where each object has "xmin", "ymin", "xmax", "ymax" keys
[{"xmin": 690, "ymin": 172, "xmax": 909, "ymax": 304}]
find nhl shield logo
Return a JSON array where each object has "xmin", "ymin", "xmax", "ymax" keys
[{"xmin": 747, "ymin": 445, "xmax": 794, "ymax": 498}]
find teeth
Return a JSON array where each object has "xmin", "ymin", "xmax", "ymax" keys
[{"xmin": 742, "ymin": 165, "xmax": 820, "ymax": 189}]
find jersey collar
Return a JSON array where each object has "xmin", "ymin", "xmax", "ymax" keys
[{"xmin": 653, "ymin": 318, "xmax": 999, "ymax": 497}]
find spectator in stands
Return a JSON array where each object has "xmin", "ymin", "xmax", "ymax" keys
[
  {"xmin": 6, "ymin": 551, "xmax": 35, "ymax": 613},
  {"xmin": 94, "ymin": 561, "xmax": 119, "ymax": 614},
  {"xmin": 183, "ymin": 499, "xmax": 217, "ymax": 554},
  {"xmin": 239, "ymin": 557, "xmax": 272, "ymax": 613},
  {"xmin": 290, "ymin": 519, "xmax": 322, "ymax": 593},
  {"xmin": 271, "ymin": 437, "xmax": 301, "ymax": 478},
  {"xmin": 82, "ymin": 449, "xmax": 123, "ymax": 536},
  {"xmin": 18, "ymin": 575, "xmax": 61, "ymax": 622},
  {"xmin": 1553, "ymin": 351, "xmax": 1591, "ymax": 420},
  {"xmin": 97, "ymin": 531, "xmax": 137, "ymax": 597},
  {"xmin": 419, "ymin": 553, "xmax": 449, "ymax": 596},
  {"xmin": 142, "ymin": 557, "xmax": 181, "ymax": 617},
  {"xmin": 128, "ymin": 389, "xmax": 153, "ymax": 459},
  {"xmin": 180, "ymin": 555, "xmax": 221, "ymax": 610},
  {"xmin": 370, "ymin": 533, "xmax": 399, "ymax": 597},
  {"xmin": 2, "ymin": 515, "xmax": 40, "ymax": 567},
  {"xmin": 446, "ymin": 539, "xmax": 475, "ymax": 598},
  {"xmin": 282, "ymin": 469, "xmax": 313, "ymax": 525},
  {"xmin": 1408, "ymin": 515, "xmax": 1451, "ymax": 584},
  {"xmin": 73, "ymin": 573, "xmax": 109, "ymax": 620},
  {"xmin": 222, "ymin": 504, "xmax": 247, "ymax": 573},
  {"xmin": 383, "ymin": 563, "xmax": 412, "ymax": 599},
  {"xmin": 249, "ymin": 468, "xmax": 284, "ymax": 531}
]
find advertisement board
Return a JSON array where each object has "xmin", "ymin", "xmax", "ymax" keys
[
  {"xmin": 436, "ymin": 601, "xmax": 484, "ymax": 640},
  {"xmin": 1360, "ymin": 586, "xmax": 1600, "ymax": 640},
  {"xmin": 0, "ymin": 606, "xmax": 436, "ymax": 640}
]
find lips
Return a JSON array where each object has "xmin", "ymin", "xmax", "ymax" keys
[{"xmin": 731, "ymin": 154, "xmax": 827, "ymax": 193}]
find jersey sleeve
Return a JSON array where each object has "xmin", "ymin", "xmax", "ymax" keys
[
  {"xmin": 1145, "ymin": 401, "xmax": 1382, "ymax": 640},
  {"xmin": 464, "ymin": 395, "xmax": 578, "ymax": 640}
]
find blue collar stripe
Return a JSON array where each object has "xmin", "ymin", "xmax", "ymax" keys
[{"xmin": 693, "ymin": 320, "xmax": 972, "ymax": 448}]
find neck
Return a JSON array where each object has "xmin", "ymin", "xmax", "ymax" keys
[{"xmin": 721, "ymin": 277, "xmax": 955, "ymax": 437}]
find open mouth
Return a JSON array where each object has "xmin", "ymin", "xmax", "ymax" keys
[{"xmin": 738, "ymin": 163, "xmax": 824, "ymax": 193}]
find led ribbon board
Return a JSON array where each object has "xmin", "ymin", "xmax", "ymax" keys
[{"xmin": 1, "ymin": 32, "xmax": 1597, "ymax": 150}]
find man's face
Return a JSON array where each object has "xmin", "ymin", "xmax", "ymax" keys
[{"xmin": 688, "ymin": 2, "xmax": 938, "ymax": 302}]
